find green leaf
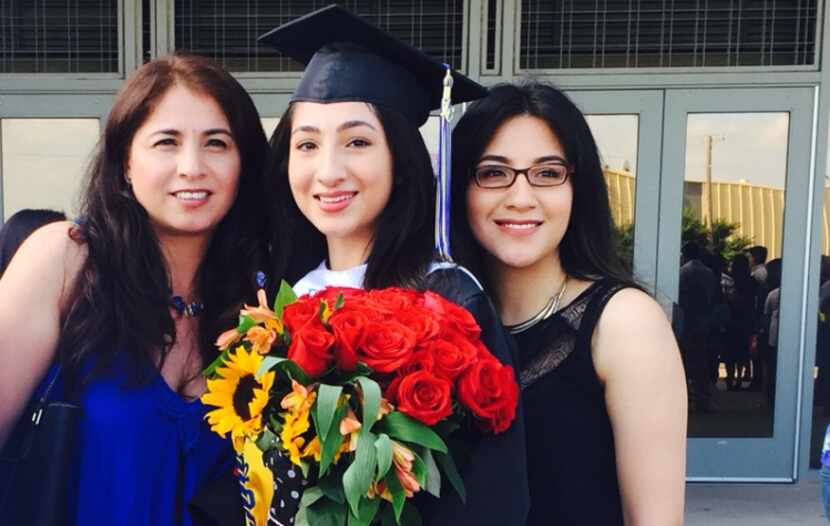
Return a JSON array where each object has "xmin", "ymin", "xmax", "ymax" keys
[
  {"xmin": 335, "ymin": 363, "xmax": 375, "ymax": 384},
  {"xmin": 315, "ymin": 384, "xmax": 344, "ymax": 443},
  {"xmin": 347, "ymin": 496, "xmax": 381, "ymax": 526},
  {"xmin": 374, "ymin": 412, "xmax": 448, "ymax": 453},
  {"xmin": 410, "ymin": 452, "xmax": 427, "ymax": 489},
  {"xmin": 335, "ymin": 293, "xmax": 346, "ymax": 310},
  {"xmin": 256, "ymin": 355, "xmax": 283, "ymax": 380},
  {"xmin": 379, "ymin": 504, "xmax": 398, "ymax": 526},
  {"xmin": 421, "ymin": 448, "xmax": 442, "ymax": 498},
  {"xmin": 319, "ymin": 402, "xmax": 349, "ymax": 477},
  {"xmin": 343, "ymin": 432, "xmax": 378, "ymax": 517},
  {"xmin": 434, "ymin": 451, "xmax": 466, "ymax": 503},
  {"xmin": 300, "ymin": 486, "xmax": 325, "ymax": 507},
  {"xmin": 202, "ymin": 348, "xmax": 229, "ymax": 378},
  {"xmin": 384, "ymin": 469, "xmax": 406, "ymax": 523},
  {"xmin": 254, "ymin": 427, "xmax": 279, "ymax": 452},
  {"xmin": 356, "ymin": 377, "xmax": 381, "ymax": 433},
  {"xmin": 399, "ymin": 504, "xmax": 423, "ymax": 526},
  {"xmin": 306, "ymin": 496, "xmax": 348, "ymax": 526},
  {"xmin": 374, "ymin": 433, "xmax": 393, "ymax": 481},
  {"xmin": 319, "ymin": 474, "xmax": 346, "ymax": 504},
  {"xmin": 237, "ymin": 314, "xmax": 257, "ymax": 333},
  {"xmin": 274, "ymin": 280, "xmax": 298, "ymax": 319},
  {"xmin": 256, "ymin": 355, "xmax": 311, "ymax": 385},
  {"xmin": 296, "ymin": 487, "xmax": 325, "ymax": 526}
]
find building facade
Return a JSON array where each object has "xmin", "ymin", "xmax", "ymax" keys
[{"xmin": 1, "ymin": 0, "xmax": 828, "ymax": 482}]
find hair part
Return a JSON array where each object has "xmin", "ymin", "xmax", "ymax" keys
[
  {"xmin": 450, "ymin": 81, "xmax": 635, "ymax": 289},
  {"xmin": 59, "ymin": 52, "xmax": 271, "ymax": 386},
  {"xmin": 268, "ymin": 101, "xmax": 434, "ymax": 290}
]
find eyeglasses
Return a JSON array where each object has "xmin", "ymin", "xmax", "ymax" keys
[{"xmin": 472, "ymin": 162, "xmax": 574, "ymax": 189}]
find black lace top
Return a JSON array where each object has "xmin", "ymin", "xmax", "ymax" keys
[{"xmin": 515, "ymin": 279, "xmax": 627, "ymax": 525}]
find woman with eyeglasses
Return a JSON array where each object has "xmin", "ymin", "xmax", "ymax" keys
[{"xmin": 450, "ymin": 82, "xmax": 687, "ymax": 525}]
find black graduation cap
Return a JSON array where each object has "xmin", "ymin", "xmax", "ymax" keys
[{"xmin": 257, "ymin": 4, "xmax": 488, "ymax": 127}]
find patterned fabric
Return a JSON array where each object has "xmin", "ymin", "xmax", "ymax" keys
[{"xmin": 264, "ymin": 449, "xmax": 307, "ymax": 526}]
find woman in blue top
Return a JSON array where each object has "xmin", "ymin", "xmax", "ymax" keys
[{"xmin": 0, "ymin": 53, "xmax": 272, "ymax": 526}]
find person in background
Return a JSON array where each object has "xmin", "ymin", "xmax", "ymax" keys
[
  {"xmin": 0, "ymin": 209, "xmax": 66, "ymax": 276},
  {"xmin": 0, "ymin": 53, "xmax": 272, "ymax": 526},
  {"xmin": 760, "ymin": 258, "xmax": 782, "ymax": 405},
  {"xmin": 679, "ymin": 241, "xmax": 716, "ymax": 412},
  {"xmin": 748, "ymin": 245, "xmax": 769, "ymax": 286},
  {"xmin": 724, "ymin": 254, "xmax": 759, "ymax": 390},
  {"xmin": 450, "ymin": 81, "xmax": 686, "ymax": 526}
]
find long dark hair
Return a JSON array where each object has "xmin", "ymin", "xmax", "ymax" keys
[
  {"xmin": 0, "ymin": 209, "xmax": 66, "ymax": 276},
  {"xmin": 59, "ymin": 52, "xmax": 272, "ymax": 385},
  {"xmin": 450, "ymin": 81, "xmax": 634, "ymax": 287},
  {"xmin": 268, "ymin": 102, "xmax": 434, "ymax": 290}
]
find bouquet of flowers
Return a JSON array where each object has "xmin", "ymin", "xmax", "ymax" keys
[{"xmin": 201, "ymin": 281, "xmax": 519, "ymax": 526}]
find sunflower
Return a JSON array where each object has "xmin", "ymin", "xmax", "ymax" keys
[{"xmin": 201, "ymin": 345, "xmax": 275, "ymax": 453}]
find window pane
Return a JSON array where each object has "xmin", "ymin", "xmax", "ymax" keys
[
  {"xmin": 0, "ymin": 1, "xmax": 119, "ymax": 73},
  {"xmin": 585, "ymin": 114, "xmax": 638, "ymax": 270},
  {"xmin": 2, "ymin": 119, "xmax": 99, "ymax": 220},
  {"xmin": 681, "ymin": 113, "xmax": 789, "ymax": 438},
  {"xmin": 520, "ymin": 0, "xmax": 817, "ymax": 69},
  {"xmin": 174, "ymin": 0, "xmax": 464, "ymax": 73}
]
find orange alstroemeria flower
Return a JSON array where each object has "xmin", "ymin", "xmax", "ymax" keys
[
  {"xmin": 215, "ymin": 328, "xmax": 242, "ymax": 350},
  {"xmin": 391, "ymin": 441, "xmax": 421, "ymax": 497},
  {"xmin": 280, "ymin": 380, "xmax": 315, "ymax": 412},
  {"xmin": 241, "ymin": 289, "xmax": 282, "ymax": 326},
  {"xmin": 244, "ymin": 319, "xmax": 282, "ymax": 355}
]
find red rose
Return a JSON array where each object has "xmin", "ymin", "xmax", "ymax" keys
[
  {"xmin": 311, "ymin": 286, "xmax": 366, "ymax": 305},
  {"xmin": 422, "ymin": 332, "xmax": 477, "ymax": 380},
  {"xmin": 397, "ymin": 307, "xmax": 441, "ymax": 341},
  {"xmin": 359, "ymin": 321, "xmax": 417, "ymax": 373},
  {"xmin": 368, "ymin": 288, "xmax": 420, "ymax": 314},
  {"xmin": 400, "ymin": 349, "xmax": 436, "ymax": 375},
  {"xmin": 328, "ymin": 307, "xmax": 368, "ymax": 371},
  {"xmin": 457, "ymin": 359, "xmax": 519, "ymax": 433},
  {"xmin": 287, "ymin": 322, "xmax": 336, "ymax": 377},
  {"xmin": 284, "ymin": 299, "xmax": 319, "ymax": 333},
  {"xmin": 395, "ymin": 370, "xmax": 453, "ymax": 426},
  {"xmin": 423, "ymin": 292, "xmax": 481, "ymax": 339}
]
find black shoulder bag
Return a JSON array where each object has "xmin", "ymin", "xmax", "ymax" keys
[{"xmin": 0, "ymin": 366, "xmax": 81, "ymax": 526}]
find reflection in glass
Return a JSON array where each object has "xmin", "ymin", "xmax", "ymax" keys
[
  {"xmin": 585, "ymin": 114, "xmax": 638, "ymax": 270},
  {"xmin": 2, "ymin": 119, "xmax": 100, "ymax": 222},
  {"xmin": 681, "ymin": 113, "xmax": 789, "ymax": 438}
]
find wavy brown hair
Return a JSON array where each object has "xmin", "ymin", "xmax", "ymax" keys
[{"xmin": 59, "ymin": 53, "xmax": 272, "ymax": 386}]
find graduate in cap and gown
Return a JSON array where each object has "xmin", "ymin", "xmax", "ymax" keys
[{"xmin": 190, "ymin": 4, "xmax": 529, "ymax": 525}]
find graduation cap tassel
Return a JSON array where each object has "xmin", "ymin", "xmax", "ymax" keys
[{"xmin": 435, "ymin": 64, "xmax": 454, "ymax": 262}]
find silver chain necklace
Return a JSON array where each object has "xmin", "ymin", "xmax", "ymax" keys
[{"xmin": 506, "ymin": 277, "xmax": 568, "ymax": 335}]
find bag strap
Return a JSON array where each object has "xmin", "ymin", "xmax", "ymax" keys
[{"xmin": 31, "ymin": 365, "xmax": 63, "ymax": 426}]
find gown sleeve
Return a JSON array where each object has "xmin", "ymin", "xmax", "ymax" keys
[{"xmin": 418, "ymin": 267, "xmax": 530, "ymax": 526}]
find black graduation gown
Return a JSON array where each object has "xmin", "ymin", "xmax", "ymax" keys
[
  {"xmin": 418, "ymin": 267, "xmax": 530, "ymax": 526},
  {"xmin": 189, "ymin": 267, "xmax": 530, "ymax": 526}
]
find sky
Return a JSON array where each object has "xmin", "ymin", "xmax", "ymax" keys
[{"xmin": 586, "ymin": 111, "xmax": 792, "ymax": 190}]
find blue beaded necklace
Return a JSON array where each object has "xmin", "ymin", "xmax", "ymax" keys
[{"xmin": 170, "ymin": 296, "xmax": 204, "ymax": 317}]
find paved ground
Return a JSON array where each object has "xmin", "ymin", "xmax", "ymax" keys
[{"xmin": 686, "ymin": 473, "xmax": 827, "ymax": 525}]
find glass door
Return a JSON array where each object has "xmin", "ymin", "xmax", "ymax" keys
[
  {"xmin": 566, "ymin": 90, "xmax": 664, "ymax": 290},
  {"xmin": 0, "ymin": 94, "xmax": 112, "ymax": 221},
  {"xmin": 658, "ymin": 87, "xmax": 816, "ymax": 480}
]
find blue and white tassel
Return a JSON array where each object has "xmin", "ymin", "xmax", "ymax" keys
[{"xmin": 435, "ymin": 64, "xmax": 454, "ymax": 261}]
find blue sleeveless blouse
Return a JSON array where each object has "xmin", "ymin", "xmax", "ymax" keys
[{"xmin": 43, "ymin": 355, "xmax": 234, "ymax": 526}]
